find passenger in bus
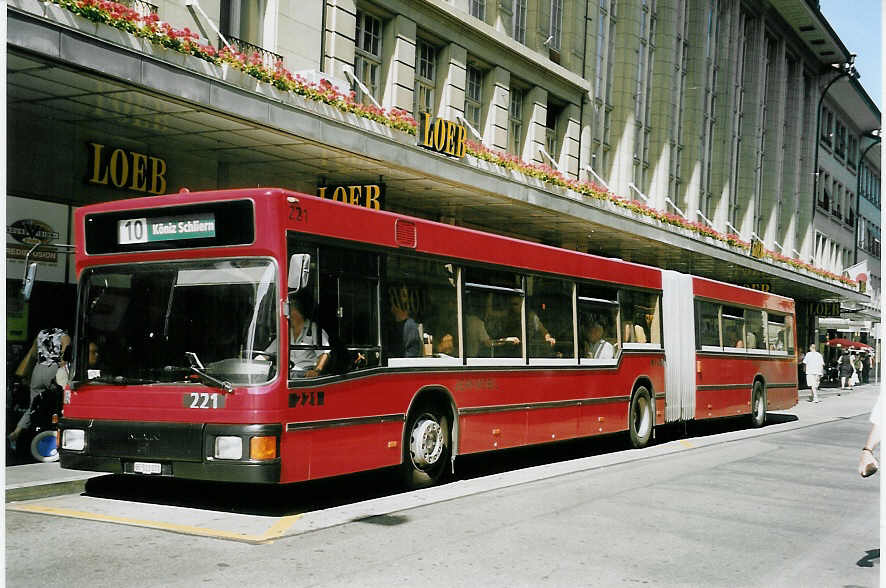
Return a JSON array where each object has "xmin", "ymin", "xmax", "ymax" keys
[
  {"xmin": 465, "ymin": 314, "xmax": 494, "ymax": 357},
  {"xmin": 583, "ymin": 320, "xmax": 614, "ymax": 360},
  {"xmin": 262, "ymin": 296, "xmax": 329, "ymax": 378},
  {"xmin": 487, "ymin": 295, "xmax": 555, "ymax": 352},
  {"xmin": 388, "ymin": 287, "xmax": 421, "ymax": 358}
]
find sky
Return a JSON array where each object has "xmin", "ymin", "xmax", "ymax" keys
[{"xmin": 818, "ymin": 0, "xmax": 882, "ymax": 110}]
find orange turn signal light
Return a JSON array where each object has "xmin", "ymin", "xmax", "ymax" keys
[{"xmin": 250, "ymin": 436, "xmax": 277, "ymax": 460}]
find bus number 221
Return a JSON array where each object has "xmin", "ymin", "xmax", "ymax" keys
[{"xmin": 185, "ymin": 392, "xmax": 225, "ymax": 409}]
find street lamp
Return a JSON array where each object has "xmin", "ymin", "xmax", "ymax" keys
[
  {"xmin": 853, "ymin": 129, "xmax": 881, "ymax": 264},
  {"xmin": 812, "ymin": 58, "xmax": 859, "ymax": 222}
]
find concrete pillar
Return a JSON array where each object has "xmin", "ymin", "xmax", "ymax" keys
[
  {"xmin": 759, "ymin": 38, "xmax": 786, "ymax": 246},
  {"xmin": 437, "ymin": 43, "xmax": 467, "ymax": 122},
  {"xmin": 485, "ymin": 67, "xmax": 511, "ymax": 151},
  {"xmin": 322, "ymin": 0, "xmax": 356, "ymax": 82},
  {"xmin": 560, "ymin": 102, "xmax": 580, "ymax": 178},
  {"xmin": 525, "ymin": 85, "xmax": 548, "ymax": 165},
  {"xmin": 382, "ymin": 15, "xmax": 416, "ymax": 113}
]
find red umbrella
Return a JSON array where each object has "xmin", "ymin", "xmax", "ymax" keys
[{"xmin": 827, "ymin": 338, "xmax": 873, "ymax": 350}]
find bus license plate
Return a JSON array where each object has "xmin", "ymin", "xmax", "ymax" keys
[{"xmin": 133, "ymin": 461, "xmax": 162, "ymax": 475}]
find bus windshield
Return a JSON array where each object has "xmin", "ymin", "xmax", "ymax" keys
[{"xmin": 76, "ymin": 258, "xmax": 278, "ymax": 387}]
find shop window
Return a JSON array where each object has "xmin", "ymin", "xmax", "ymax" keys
[
  {"xmin": 549, "ymin": 0, "xmax": 563, "ymax": 52},
  {"xmin": 509, "ymin": 87, "xmax": 524, "ymax": 156},
  {"xmin": 354, "ymin": 10, "xmax": 383, "ymax": 106},
  {"xmin": 219, "ymin": 0, "xmax": 281, "ymax": 67},
  {"xmin": 414, "ymin": 40, "xmax": 437, "ymax": 117},
  {"xmin": 545, "ymin": 102, "xmax": 563, "ymax": 160},
  {"xmin": 469, "ymin": 0, "xmax": 486, "ymax": 20},
  {"xmin": 513, "ymin": 0, "xmax": 527, "ymax": 44},
  {"xmin": 821, "ymin": 107, "xmax": 832, "ymax": 145},
  {"xmin": 465, "ymin": 65, "xmax": 483, "ymax": 132}
]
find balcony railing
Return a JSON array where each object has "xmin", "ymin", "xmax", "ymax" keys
[
  {"xmin": 120, "ymin": 0, "xmax": 158, "ymax": 18},
  {"xmin": 220, "ymin": 35, "xmax": 283, "ymax": 69}
]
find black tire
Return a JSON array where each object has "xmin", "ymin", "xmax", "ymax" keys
[
  {"xmin": 629, "ymin": 386, "xmax": 654, "ymax": 449},
  {"xmin": 30, "ymin": 430, "xmax": 59, "ymax": 463},
  {"xmin": 402, "ymin": 405, "xmax": 451, "ymax": 489},
  {"xmin": 750, "ymin": 381, "xmax": 766, "ymax": 428}
]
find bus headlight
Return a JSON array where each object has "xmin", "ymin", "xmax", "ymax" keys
[
  {"xmin": 214, "ymin": 436, "xmax": 243, "ymax": 460},
  {"xmin": 62, "ymin": 429, "xmax": 86, "ymax": 451}
]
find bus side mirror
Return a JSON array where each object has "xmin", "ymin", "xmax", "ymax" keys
[
  {"xmin": 288, "ymin": 254, "xmax": 311, "ymax": 293},
  {"xmin": 21, "ymin": 263, "xmax": 37, "ymax": 301}
]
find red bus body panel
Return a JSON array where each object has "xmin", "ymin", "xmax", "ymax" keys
[{"xmin": 65, "ymin": 189, "xmax": 796, "ymax": 484}]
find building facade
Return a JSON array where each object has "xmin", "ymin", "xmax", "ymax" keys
[{"xmin": 6, "ymin": 0, "xmax": 879, "ymax": 360}]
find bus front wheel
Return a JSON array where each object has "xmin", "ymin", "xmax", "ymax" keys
[
  {"xmin": 402, "ymin": 406, "xmax": 450, "ymax": 489},
  {"xmin": 629, "ymin": 386, "xmax": 654, "ymax": 449}
]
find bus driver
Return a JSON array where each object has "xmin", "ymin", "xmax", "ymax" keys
[{"xmin": 262, "ymin": 296, "xmax": 329, "ymax": 378}]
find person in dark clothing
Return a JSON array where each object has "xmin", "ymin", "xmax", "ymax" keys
[{"xmin": 389, "ymin": 289, "xmax": 421, "ymax": 358}]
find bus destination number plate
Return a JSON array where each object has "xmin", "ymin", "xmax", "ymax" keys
[
  {"xmin": 133, "ymin": 462, "xmax": 162, "ymax": 475},
  {"xmin": 117, "ymin": 213, "xmax": 216, "ymax": 244}
]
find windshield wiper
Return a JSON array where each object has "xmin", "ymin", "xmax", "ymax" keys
[
  {"xmin": 185, "ymin": 352, "xmax": 234, "ymax": 393},
  {"xmin": 87, "ymin": 375, "xmax": 157, "ymax": 386}
]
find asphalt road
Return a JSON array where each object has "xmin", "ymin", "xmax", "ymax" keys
[{"xmin": 5, "ymin": 388, "xmax": 881, "ymax": 587}]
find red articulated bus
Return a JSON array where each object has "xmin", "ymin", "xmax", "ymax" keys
[{"xmin": 59, "ymin": 188, "xmax": 798, "ymax": 487}]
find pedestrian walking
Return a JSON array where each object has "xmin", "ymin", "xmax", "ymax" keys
[
  {"xmin": 838, "ymin": 351, "xmax": 855, "ymax": 391},
  {"xmin": 8, "ymin": 327, "xmax": 70, "ymax": 445},
  {"xmin": 802, "ymin": 343, "xmax": 824, "ymax": 403},
  {"xmin": 859, "ymin": 392, "xmax": 881, "ymax": 477}
]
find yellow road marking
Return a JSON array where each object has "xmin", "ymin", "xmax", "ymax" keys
[
  {"xmin": 8, "ymin": 504, "xmax": 302, "ymax": 545},
  {"xmin": 679, "ymin": 440, "xmax": 694, "ymax": 449}
]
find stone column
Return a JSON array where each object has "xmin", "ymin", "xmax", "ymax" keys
[
  {"xmin": 321, "ymin": 0, "xmax": 356, "ymax": 83},
  {"xmin": 525, "ymin": 85, "xmax": 549, "ymax": 165},
  {"xmin": 560, "ymin": 103, "xmax": 580, "ymax": 178},
  {"xmin": 437, "ymin": 43, "xmax": 467, "ymax": 121},
  {"xmin": 485, "ymin": 66, "xmax": 511, "ymax": 151},
  {"xmin": 382, "ymin": 15, "xmax": 416, "ymax": 113}
]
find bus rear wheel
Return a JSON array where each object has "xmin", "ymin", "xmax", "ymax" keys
[
  {"xmin": 750, "ymin": 381, "xmax": 766, "ymax": 428},
  {"xmin": 402, "ymin": 406, "xmax": 450, "ymax": 489},
  {"xmin": 629, "ymin": 386, "xmax": 654, "ymax": 449}
]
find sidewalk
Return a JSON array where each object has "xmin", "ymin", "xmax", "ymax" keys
[{"xmin": 4, "ymin": 383, "xmax": 881, "ymax": 502}]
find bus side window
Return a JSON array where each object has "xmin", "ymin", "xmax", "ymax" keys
[
  {"xmin": 384, "ymin": 256, "xmax": 459, "ymax": 360},
  {"xmin": 722, "ymin": 305, "xmax": 746, "ymax": 349},
  {"xmin": 527, "ymin": 276, "xmax": 573, "ymax": 359},
  {"xmin": 620, "ymin": 290, "xmax": 661, "ymax": 345},
  {"xmin": 744, "ymin": 309, "xmax": 765, "ymax": 350},
  {"xmin": 696, "ymin": 300, "xmax": 721, "ymax": 349},
  {"xmin": 287, "ymin": 238, "xmax": 381, "ymax": 377},
  {"xmin": 577, "ymin": 283, "xmax": 619, "ymax": 360},
  {"xmin": 766, "ymin": 313, "xmax": 787, "ymax": 352}
]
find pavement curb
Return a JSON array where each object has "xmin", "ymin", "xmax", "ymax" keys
[{"xmin": 6, "ymin": 478, "xmax": 95, "ymax": 503}]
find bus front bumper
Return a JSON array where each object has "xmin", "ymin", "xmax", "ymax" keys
[{"xmin": 58, "ymin": 419, "xmax": 282, "ymax": 484}]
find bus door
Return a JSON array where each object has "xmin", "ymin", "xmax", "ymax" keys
[{"xmin": 661, "ymin": 270, "xmax": 696, "ymax": 422}]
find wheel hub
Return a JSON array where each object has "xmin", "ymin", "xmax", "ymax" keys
[{"xmin": 409, "ymin": 417, "xmax": 443, "ymax": 469}]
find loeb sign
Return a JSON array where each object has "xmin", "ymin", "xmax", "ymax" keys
[
  {"xmin": 418, "ymin": 112, "xmax": 467, "ymax": 158},
  {"xmin": 87, "ymin": 142, "xmax": 168, "ymax": 195}
]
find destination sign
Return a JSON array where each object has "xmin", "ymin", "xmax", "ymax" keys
[{"xmin": 117, "ymin": 213, "xmax": 216, "ymax": 244}]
